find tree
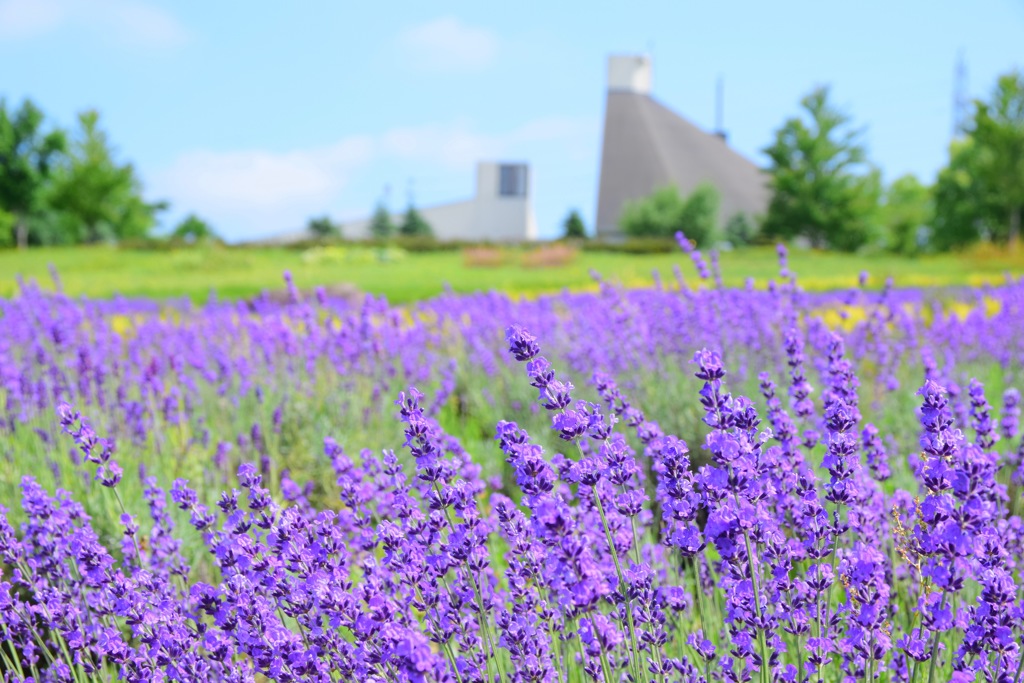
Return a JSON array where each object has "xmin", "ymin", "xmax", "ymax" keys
[
  {"xmin": 677, "ymin": 184, "xmax": 719, "ymax": 245},
  {"xmin": 972, "ymin": 71, "xmax": 1024, "ymax": 246},
  {"xmin": 619, "ymin": 183, "xmax": 719, "ymax": 246},
  {"xmin": 308, "ymin": 215, "xmax": 340, "ymax": 239},
  {"xmin": 46, "ymin": 110, "xmax": 165, "ymax": 244},
  {"xmin": 762, "ymin": 86, "xmax": 880, "ymax": 251},
  {"xmin": 724, "ymin": 213, "xmax": 757, "ymax": 246},
  {"xmin": 933, "ymin": 138, "xmax": 997, "ymax": 250},
  {"xmin": 563, "ymin": 209, "xmax": 587, "ymax": 239},
  {"xmin": 398, "ymin": 205, "xmax": 433, "ymax": 237},
  {"xmin": 172, "ymin": 214, "xmax": 218, "ymax": 242},
  {"xmin": 881, "ymin": 174, "xmax": 932, "ymax": 254},
  {"xmin": 932, "ymin": 73, "xmax": 1024, "ymax": 251},
  {"xmin": 0, "ymin": 210, "xmax": 16, "ymax": 247},
  {"xmin": 369, "ymin": 202, "xmax": 395, "ymax": 239},
  {"xmin": 0, "ymin": 99, "xmax": 66, "ymax": 248}
]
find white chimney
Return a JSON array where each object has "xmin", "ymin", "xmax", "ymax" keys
[{"xmin": 607, "ymin": 54, "xmax": 652, "ymax": 95}]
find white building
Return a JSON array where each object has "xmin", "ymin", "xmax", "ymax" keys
[{"xmin": 343, "ymin": 162, "xmax": 538, "ymax": 242}]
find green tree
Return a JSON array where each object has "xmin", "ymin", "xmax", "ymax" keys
[
  {"xmin": 933, "ymin": 138, "xmax": 998, "ymax": 250},
  {"xmin": 677, "ymin": 184, "xmax": 719, "ymax": 244},
  {"xmin": 972, "ymin": 71, "xmax": 1024, "ymax": 246},
  {"xmin": 0, "ymin": 99, "xmax": 66, "ymax": 248},
  {"xmin": 881, "ymin": 174, "xmax": 932, "ymax": 254},
  {"xmin": 563, "ymin": 209, "xmax": 587, "ymax": 239},
  {"xmin": 619, "ymin": 183, "xmax": 719, "ymax": 246},
  {"xmin": 308, "ymin": 215, "xmax": 340, "ymax": 239},
  {"xmin": 724, "ymin": 213, "xmax": 757, "ymax": 246},
  {"xmin": 398, "ymin": 205, "xmax": 433, "ymax": 237},
  {"xmin": 46, "ymin": 110, "xmax": 165, "ymax": 244},
  {"xmin": 0, "ymin": 210, "xmax": 16, "ymax": 247},
  {"xmin": 762, "ymin": 86, "xmax": 880, "ymax": 251},
  {"xmin": 369, "ymin": 202, "xmax": 395, "ymax": 239},
  {"xmin": 172, "ymin": 214, "xmax": 218, "ymax": 242}
]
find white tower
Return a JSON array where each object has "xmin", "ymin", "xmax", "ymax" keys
[{"xmin": 607, "ymin": 54, "xmax": 652, "ymax": 95}]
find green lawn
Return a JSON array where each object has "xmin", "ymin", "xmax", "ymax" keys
[{"xmin": 2, "ymin": 244, "xmax": 1023, "ymax": 302}]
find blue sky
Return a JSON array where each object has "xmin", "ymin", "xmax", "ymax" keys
[{"xmin": 2, "ymin": 0, "xmax": 1022, "ymax": 241}]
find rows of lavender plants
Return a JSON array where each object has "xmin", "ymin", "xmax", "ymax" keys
[{"xmin": 1, "ymin": 244, "xmax": 1024, "ymax": 682}]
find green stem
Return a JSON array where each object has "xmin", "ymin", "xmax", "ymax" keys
[
  {"xmin": 597, "ymin": 646, "xmax": 616, "ymax": 683},
  {"xmin": 414, "ymin": 583, "xmax": 464, "ymax": 683},
  {"xmin": 740, "ymin": 525, "xmax": 771, "ymax": 683},
  {"xmin": 593, "ymin": 490, "xmax": 644, "ymax": 683},
  {"xmin": 924, "ymin": 591, "xmax": 949, "ymax": 683},
  {"xmin": 432, "ymin": 482, "xmax": 505, "ymax": 682},
  {"xmin": 0, "ymin": 633, "xmax": 25, "ymax": 682},
  {"xmin": 1011, "ymin": 647, "xmax": 1024, "ymax": 683},
  {"xmin": 625, "ymin": 488, "xmax": 643, "ymax": 566},
  {"xmin": 728, "ymin": 473, "xmax": 771, "ymax": 683},
  {"xmin": 111, "ymin": 486, "xmax": 142, "ymax": 567},
  {"xmin": 51, "ymin": 628, "xmax": 89, "ymax": 683},
  {"xmin": 816, "ymin": 502, "xmax": 844, "ymax": 683},
  {"xmin": 691, "ymin": 558, "xmax": 713, "ymax": 683}
]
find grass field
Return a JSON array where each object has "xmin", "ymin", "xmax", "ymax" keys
[{"xmin": 2, "ymin": 243, "xmax": 1024, "ymax": 302}]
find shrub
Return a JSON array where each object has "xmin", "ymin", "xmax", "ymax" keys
[
  {"xmin": 580, "ymin": 238, "xmax": 677, "ymax": 254},
  {"xmin": 463, "ymin": 247, "xmax": 507, "ymax": 268},
  {"xmin": 172, "ymin": 213, "xmax": 219, "ymax": 243},
  {"xmin": 521, "ymin": 244, "xmax": 577, "ymax": 268},
  {"xmin": 619, "ymin": 183, "xmax": 720, "ymax": 246}
]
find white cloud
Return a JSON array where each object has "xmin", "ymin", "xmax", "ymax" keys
[
  {"xmin": 101, "ymin": 1, "xmax": 188, "ymax": 47},
  {"xmin": 153, "ymin": 137, "xmax": 374, "ymax": 214},
  {"xmin": 149, "ymin": 116, "xmax": 597, "ymax": 240},
  {"xmin": 0, "ymin": 0, "xmax": 188, "ymax": 47},
  {"xmin": 0, "ymin": 0, "xmax": 64, "ymax": 39},
  {"xmin": 381, "ymin": 122, "xmax": 499, "ymax": 168},
  {"xmin": 511, "ymin": 117, "xmax": 596, "ymax": 144},
  {"xmin": 396, "ymin": 17, "xmax": 498, "ymax": 73},
  {"xmin": 381, "ymin": 116, "xmax": 597, "ymax": 167}
]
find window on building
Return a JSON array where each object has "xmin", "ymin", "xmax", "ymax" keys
[{"xmin": 498, "ymin": 164, "xmax": 528, "ymax": 197}]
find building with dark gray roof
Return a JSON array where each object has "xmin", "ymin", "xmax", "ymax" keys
[{"xmin": 595, "ymin": 55, "xmax": 769, "ymax": 239}]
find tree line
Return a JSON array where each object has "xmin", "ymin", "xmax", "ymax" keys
[
  {"xmin": 0, "ymin": 100, "xmax": 229, "ymax": 248},
  {"xmin": 5, "ymin": 68, "xmax": 1022, "ymax": 252},
  {"xmin": 304, "ymin": 201, "xmax": 436, "ymax": 241},
  {"xmin": 612, "ymin": 69, "xmax": 1024, "ymax": 252},
  {"xmin": 0, "ymin": 95, "xmax": 441, "ymax": 247}
]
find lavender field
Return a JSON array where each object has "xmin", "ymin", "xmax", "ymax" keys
[{"xmin": 2, "ymin": 243, "xmax": 1024, "ymax": 683}]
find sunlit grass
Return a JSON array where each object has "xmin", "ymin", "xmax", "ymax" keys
[{"xmin": 2, "ymin": 243, "xmax": 1023, "ymax": 302}]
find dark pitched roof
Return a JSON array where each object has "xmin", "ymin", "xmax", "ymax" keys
[{"xmin": 595, "ymin": 90, "xmax": 769, "ymax": 237}]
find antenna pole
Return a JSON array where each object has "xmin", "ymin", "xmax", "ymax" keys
[
  {"xmin": 952, "ymin": 49, "xmax": 968, "ymax": 139},
  {"xmin": 715, "ymin": 74, "xmax": 725, "ymax": 138}
]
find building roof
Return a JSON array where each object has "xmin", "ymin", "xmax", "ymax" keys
[{"xmin": 595, "ymin": 90, "xmax": 770, "ymax": 237}]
